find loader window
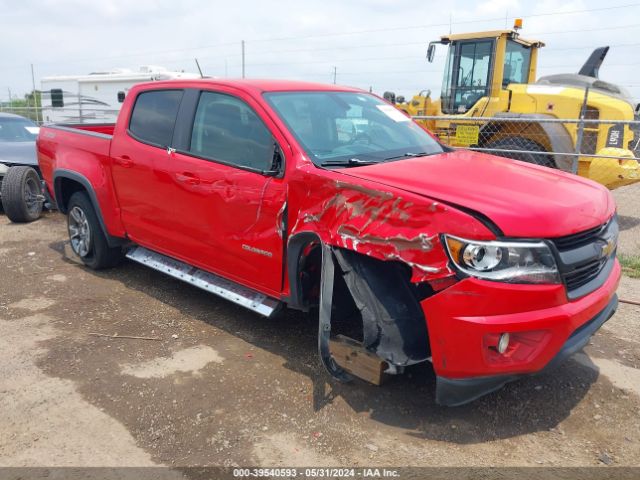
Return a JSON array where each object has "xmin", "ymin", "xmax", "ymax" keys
[
  {"xmin": 442, "ymin": 40, "xmax": 493, "ymax": 114},
  {"xmin": 503, "ymin": 40, "xmax": 531, "ymax": 86}
]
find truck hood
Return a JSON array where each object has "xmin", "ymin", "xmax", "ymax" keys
[
  {"xmin": 0, "ymin": 141, "xmax": 38, "ymax": 166},
  {"xmin": 338, "ymin": 150, "xmax": 614, "ymax": 238}
]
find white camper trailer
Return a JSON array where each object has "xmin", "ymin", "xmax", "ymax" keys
[{"xmin": 40, "ymin": 65, "xmax": 200, "ymax": 123}]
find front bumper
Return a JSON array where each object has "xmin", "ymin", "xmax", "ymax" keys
[
  {"xmin": 435, "ymin": 295, "xmax": 618, "ymax": 406},
  {"xmin": 421, "ymin": 258, "xmax": 621, "ymax": 406}
]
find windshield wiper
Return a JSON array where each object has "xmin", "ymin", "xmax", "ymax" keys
[
  {"xmin": 321, "ymin": 157, "xmax": 379, "ymax": 167},
  {"xmin": 383, "ymin": 151, "xmax": 433, "ymax": 161}
]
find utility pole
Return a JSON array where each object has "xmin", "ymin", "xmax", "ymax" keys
[
  {"xmin": 241, "ymin": 40, "xmax": 246, "ymax": 78},
  {"xmin": 31, "ymin": 63, "xmax": 40, "ymax": 123},
  {"xmin": 7, "ymin": 87, "xmax": 11, "ymax": 111},
  {"xmin": 333, "ymin": 66, "xmax": 337, "ymax": 84}
]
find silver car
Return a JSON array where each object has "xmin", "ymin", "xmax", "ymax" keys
[{"xmin": 0, "ymin": 113, "xmax": 45, "ymax": 222}]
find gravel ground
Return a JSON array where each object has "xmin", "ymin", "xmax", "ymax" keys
[
  {"xmin": 613, "ymin": 183, "xmax": 640, "ymax": 257},
  {"xmin": 0, "ymin": 185, "xmax": 639, "ymax": 473}
]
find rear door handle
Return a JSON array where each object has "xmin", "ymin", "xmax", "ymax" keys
[
  {"xmin": 175, "ymin": 172, "xmax": 200, "ymax": 185},
  {"xmin": 114, "ymin": 155, "xmax": 133, "ymax": 168}
]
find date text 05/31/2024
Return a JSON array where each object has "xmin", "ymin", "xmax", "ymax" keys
[{"xmin": 232, "ymin": 468, "xmax": 400, "ymax": 477}]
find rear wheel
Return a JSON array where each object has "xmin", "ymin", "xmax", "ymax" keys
[
  {"xmin": 485, "ymin": 136, "xmax": 556, "ymax": 168},
  {"xmin": 67, "ymin": 191, "xmax": 122, "ymax": 269},
  {"xmin": 1, "ymin": 166, "xmax": 44, "ymax": 222}
]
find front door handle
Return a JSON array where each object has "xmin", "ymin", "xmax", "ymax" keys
[
  {"xmin": 175, "ymin": 172, "xmax": 200, "ymax": 185},
  {"xmin": 114, "ymin": 155, "xmax": 133, "ymax": 168}
]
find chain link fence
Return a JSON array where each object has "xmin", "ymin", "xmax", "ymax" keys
[
  {"xmin": 412, "ymin": 114, "xmax": 640, "ymax": 191},
  {"xmin": 0, "ymin": 104, "xmax": 120, "ymax": 124},
  {"xmin": 1, "ymin": 94, "xmax": 639, "ymax": 270},
  {"xmin": 0, "ymin": 103, "xmax": 41, "ymax": 123},
  {"xmin": 2, "ymin": 100, "xmax": 639, "ymax": 190},
  {"xmin": 412, "ymin": 112, "xmax": 640, "ymax": 267}
]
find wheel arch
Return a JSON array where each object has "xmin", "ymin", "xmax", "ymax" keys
[
  {"xmin": 53, "ymin": 169, "xmax": 124, "ymax": 247},
  {"xmin": 285, "ymin": 231, "xmax": 323, "ymax": 311}
]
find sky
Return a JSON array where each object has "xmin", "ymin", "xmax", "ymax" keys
[{"xmin": 1, "ymin": 0, "xmax": 639, "ymax": 103}]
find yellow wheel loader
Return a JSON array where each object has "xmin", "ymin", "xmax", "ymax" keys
[{"xmin": 390, "ymin": 21, "xmax": 640, "ymax": 189}]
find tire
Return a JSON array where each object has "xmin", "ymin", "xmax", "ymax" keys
[
  {"xmin": 0, "ymin": 166, "xmax": 44, "ymax": 222},
  {"xmin": 66, "ymin": 191, "xmax": 123, "ymax": 269},
  {"xmin": 484, "ymin": 136, "xmax": 556, "ymax": 168}
]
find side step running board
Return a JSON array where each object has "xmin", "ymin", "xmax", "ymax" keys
[{"xmin": 126, "ymin": 246, "xmax": 281, "ymax": 317}]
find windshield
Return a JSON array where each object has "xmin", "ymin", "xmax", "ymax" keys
[
  {"xmin": 0, "ymin": 117, "xmax": 39, "ymax": 142},
  {"xmin": 264, "ymin": 91, "xmax": 443, "ymax": 166}
]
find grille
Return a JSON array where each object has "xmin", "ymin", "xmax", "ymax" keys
[
  {"xmin": 552, "ymin": 222, "xmax": 608, "ymax": 251},
  {"xmin": 563, "ymin": 258, "xmax": 607, "ymax": 291},
  {"xmin": 550, "ymin": 217, "xmax": 617, "ymax": 298}
]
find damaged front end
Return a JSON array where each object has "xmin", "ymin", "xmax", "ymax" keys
[
  {"xmin": 318, "ymin": 244, "xmax": 431, "ymax": 385},
  {"xmin": 287, "ymin": 173, "xmax": 497, "ymax": 394}
]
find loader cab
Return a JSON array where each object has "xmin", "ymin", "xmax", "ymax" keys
[{"xmin": 432, "ymin": 28, "xmax": 544, "ymax": 115}]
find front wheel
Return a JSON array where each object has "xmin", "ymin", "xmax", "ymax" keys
[
  {"xmin": 1, "ymin": 166, "xmax": 44, "ymax": 222},
  {"xmin": 67, "ymin": 191, "xmax": 123, "ymax": 269}
]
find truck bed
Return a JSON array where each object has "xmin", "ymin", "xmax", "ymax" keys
[
  {"xmin": 37, "ymin": 122, "xmax": 119, "ymax": 229},
  {"xmin": 49, "ymin": 123, "xmax": 116, "ymax": 137}
]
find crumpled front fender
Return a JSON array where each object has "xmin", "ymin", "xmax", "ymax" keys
[{"xmin": 288, "ymin": 167, "xmax": 495, "ymax": 284}]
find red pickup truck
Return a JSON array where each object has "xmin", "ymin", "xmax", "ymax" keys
[{"xmin": 37, "ymin": 79, "xmax": 620, "ymax": 406}]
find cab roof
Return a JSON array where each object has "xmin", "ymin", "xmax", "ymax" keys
[
  {"xmin": 441, "ymin": 29, "xmax": 545, "ymax": 48},
  {"xmin": 135, "ymin": 78, "xmax": 364, "ymax": 94}
]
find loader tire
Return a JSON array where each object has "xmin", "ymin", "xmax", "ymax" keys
[
  {"xmin": 1, "ymin": 166, "xmax": 43, "ymax": 223},
  {"xmin": 485, "ymin": 137, "xmax": 556, "ymax": 168}
]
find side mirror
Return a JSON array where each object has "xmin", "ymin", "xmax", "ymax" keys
[
  {"xmin": 396, "ymin": 95, "xmax": 405, "ymax": 103},
  {"xmin": 117, "ymin": 91, "xmax": 126, "ymax": 103},
  {"xmin": 261, "ymin": 141, "xmax": 284, "ymax": 177},
  {"xmin": 427, "ymin": 42, "xmax": 437, "ymax": 63}
]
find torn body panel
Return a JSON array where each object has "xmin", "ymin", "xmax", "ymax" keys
[
  {"xmin": 288, "ymin": 166, "xmax": 495, "ymax": 284},
  {"xmin": 288, "ymin": 166, "xmax": 495, "ymax": 377}
]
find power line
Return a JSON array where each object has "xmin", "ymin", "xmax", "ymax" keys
[
  {"xmin": 238, "ymin": 23, "xmax": 640, "ymax": 58},
  {"xmin": 246, "ymin": 61, "xmax": 640, "ymax": 78},
  {"xmin": 241, "ymin": 2, "xmax": 640, "ymax": 43},
  {"xmin": 529, "ymin": 23, "xmax": 640, "ymax": 37},
  {"xmin": 216, "ymin": 42, "xmax": 640, "ymax": 69},
  {"xmin": 33, "ymin": 22, "xmax": 639, "ymax": 71},
  {"xmin": 10, "ymin": 4, "xmax": 640, "ymax": 68}
]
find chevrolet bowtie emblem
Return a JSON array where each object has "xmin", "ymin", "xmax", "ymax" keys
[{"xmin": 600, "ymin": 237, "xmax": 616, "ymax": 258}]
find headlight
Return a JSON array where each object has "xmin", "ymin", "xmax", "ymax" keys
[{"xmin": 443, "ymin": 235, "xmax": 560, "ymax": 284}]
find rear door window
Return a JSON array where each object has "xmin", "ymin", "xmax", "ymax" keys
[{"xmin": 128, "ymin": 90, "xmax": 183, "ymax": 147}]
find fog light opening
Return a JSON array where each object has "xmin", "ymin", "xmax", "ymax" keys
[{"xmin": 497, "ymin": 333, "xmax": 510, "ymax": 354}]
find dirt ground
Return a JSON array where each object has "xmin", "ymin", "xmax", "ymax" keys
[{"xmin": 0, "ymin": 184, "xmax": 639, "ymax": 473}]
